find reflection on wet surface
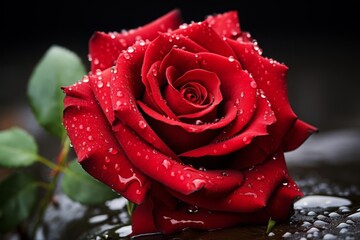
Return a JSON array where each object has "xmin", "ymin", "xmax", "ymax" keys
[{"xmin": 25, "ymin": 128, "xmax": 358, "ymax": 240}]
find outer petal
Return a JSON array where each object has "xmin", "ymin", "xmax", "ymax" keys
[
  {"xmin": 131, "ymin": 175, "xmax": 302, "ymax": 235},
  {"xmin": 171, "ymin": 152, "xmax": 289, "ymax": 213},
  {"xmin": 179, "ymin": 90, "xmax": 275, "ymax": 158},
  {"xmin": 62, "ymin": 78, "xmax": 150, "ymax": 204},
  {"xmin": 111, "ymin": 40, "xmax": 177, "ymax": 160},
  {"xmin": 205, "ymin": 11, "xmax": 241, "ymax": 39},
  {"xmin": 112, "ymin": 123, "xmax": 244, "ymax": 196},
  {"xmin": 283, "ymin": 119, "xmax": 318, "ymax": 151},
  {"xmin": 89, "ymin": 9, "xmax": 182, "ymax": 71},
  {"xmin": 228, "ymin": 39, "xmax": 317, "ymax": 167}
]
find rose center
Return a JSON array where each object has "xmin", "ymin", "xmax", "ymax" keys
[{"xmin": 179, "ymin": 82, "xmax": 206, "ymax": 105}]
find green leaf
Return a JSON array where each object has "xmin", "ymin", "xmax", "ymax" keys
[
  {"xmin": 0, "ymin": 127, "xmax": 38, "ymax": 168},
  {"xmin": 62, "ymin": 160, "xmax": 119, "ymax": 205},
  {"xmin": 0, "ymin": 172, "xmax": 38, "ymax": 233},
  {"xmin": 27, "ymin": 45, "xmax": 86, "ymax": 139},
  {"xmin": 266, "ymin": 217, "xmax": 276, "ymax": 234}
]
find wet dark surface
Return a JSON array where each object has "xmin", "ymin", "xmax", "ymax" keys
[{"xmin": 21, "ymin": 128, "xmax": 360, "ymax": 240}]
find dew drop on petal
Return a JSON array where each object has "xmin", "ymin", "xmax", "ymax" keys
[
  {"xmin": 108, "ymin": 147, "xmax": 118, "ymax": 155},
  {"xmin": 162, "ymin": 159, "xmax": 171, "ymax": 169},
  {"xmin": 228, "ymin": 55, "xmax": 235, "ymax": 62},
  {"xmin": 97, "ymin": 81, "xmax": 104, "ymax": 88},
  {"xmin": 192, "ymin": 179, "xmax": 206, "ymax": 188},
  {"xmin": 138, "ymin": 120, "xmax": 147, "ymax": 129},
  {"xmin": 250, "ymin": 81, "xmax": 257, "ymax": 88}
]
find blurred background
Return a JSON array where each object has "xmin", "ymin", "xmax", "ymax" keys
[{"xmin": 1, "ymin": 0, "xmax": 359, "ymax": 137}]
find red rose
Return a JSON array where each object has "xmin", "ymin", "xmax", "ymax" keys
[{"xmin": 62, "ymin": 9, "xmax": 317, "ymax": 235}]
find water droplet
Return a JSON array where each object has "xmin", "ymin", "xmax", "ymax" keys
[
  {"xmin": 97, "ymin": 81, "xmax": 104, "ymax": 88},
  {"xmin": 199, "ymin": 167, "xmax": 206, "ymax": 171},
  {"xmin": 93, "ymin": 58, "xmax": 99, "ymax": 65},
  {"xmin": 86, "ymin": 127, "xmax": 91, "ymax": 132},
  {"xmin": 109, "ymin": 147, "xmax": 118, "ymax": 155},
  {"xmin": 268, "ymin": 232, "xmax": 275, "ymax": 237},
  {"xmin": 79, "ymin": 124, "xmax": 84, "ymax": 129},
  {"xmin": 256, "ymin": 175, "xmax": 265, "ymax": 181},
  {"xmin": 242, "ymin": 136, "xmax": 251, "ymax": 144},
  {"xmin": 162, "ymin": 159, "xmax": 171, "ymax": 169},
  {"xmin": 138, "ymin": 120, "xmax": 147, "ymax": 129},
  {"xmin": 127, "ymin": 46, "xmax": 134, "ymax": 53},
  {"xmin": 187, "ymin": 205, "xmax": 199, "ymax": 213},
  {"xmin": 88, "ymin": 135, "xmax": 93, "ymax": 141},
  {"xmin": 195, "ymin": 119, "xmax": 203, "ymax": 125},
  {"xmin": 117, "ymin": 90, "xmax": 123, "ymax": 97},
  {"xmin": 123, "ymin": 52, "xmax": 130, "ymax": 59},
  {"xmin": 192, "ymin": 179, "xmax": 206, "ymax": 188},
  {"xmin": 105, "ymin": 156, "xmax": 110, "ymax": 163},
  {"xmin": 228, "ymin": 55, "xmax": 235, "ymax": 62},
  {"xmin": 250, "ymin": 81, "xmax": 257, "ymax": 88},
  {"xmin": 152, "ymin": 68, "xmax": 158, "ymax": 76},
  {"xmin": 221, "ymin": 171, "xmax": 228, "ymax": 176}
]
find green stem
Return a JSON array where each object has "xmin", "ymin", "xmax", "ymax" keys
[
  {"xmin": 30, "ymin": 137, "xmax": 71, "ymax": 238},
  {"xmin": 36, "ymin": 155, "xmax": 60, "ymax": 171},
  {"xmin": 36, "ymin": 181, "xmax": 51, "ymax": 190}
]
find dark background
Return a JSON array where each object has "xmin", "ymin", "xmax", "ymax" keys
[{"xmin": 1, "ymin": 0, "xmax": 359, "ymax": 133}]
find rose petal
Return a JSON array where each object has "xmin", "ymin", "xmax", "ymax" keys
[
  {"xmin": 89, "ymin": 9, "xmax": 182, "ymax": 71},
  {"xmin": 112, "ymin": 123, "xmax": 244, "ymax": 196},
  {"xmin": 164, "ymin": 68, "xmax": 222, "ymax": 120},
  {"xmin": 160, "ymin": 49, "xmax": 257, "ymax": 137},
  {"xmin": 62, "ymin": 80, "xmax": 150, "ymax": 204},
  {"xmin": 141, "ymin": 33, "xmax": 208, "ymax": 113},
  {"xmin": 138, "ymin": 100, "xmax": 236, "ymax": 153},
  {"xmin": 87, "ymin": 68, "xmax": 114, "ymax": 123},
  {"xmin": 111, "ymin": 40, "xmax": 177, "ymax": 160},
  {"xmin": 228, "ymin": 39, "xmax": 316, "ymax": 165},
  {"xmin": 206, "ymin": 10, "xmax": 241, "ymax": 39},
  {"xmin": 282, "ymin": 119, "xmax": 318, "ymax": 151},
  {"xmin": 179, "ymin": 90, "xmax": 275, "ymax": 158},
  {"xmin": 171, "ymin": 152, "xmax": 288, "ymax": 212},
  {"xmin": 131, "ymin": 198, "xmax": 158, "ymax": 236},
  {"xmin": 173, "ymin": 21, "xmax": 236, "ymax": 57},
  {"xmin": 144, "ymin": 175, "xmax": 302, "ymax": 235}
]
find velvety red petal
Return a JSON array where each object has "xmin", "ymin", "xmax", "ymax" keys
[
  {"xmin": 171, "ymin": 151, "xmax": 287, "ymax": 213},
  {"xmin": 151, "ymin": 177, "xmax": 301, "ymax": 235},
  {"xmin": 205, "ymin": 11, "xmax": 241, "ymax": 39},
  {"xmin": 141, "ymin": 33, "xmax": 208, "ymax": 112},
  {"xmin": 89, "ymin": 9, "xmax": 182, "ymax": 71},
  {"xmin": 173, "ymin": 21, "xmax": 236, "ymax": 58},
  {"xmin": 138, "ymin": 100, "xmax": 236, "ymax": 153},
  {"xmin": 283, "ymin": 119, "xmax": 318, "ymax": 151},
  {"xmin": 180, "ymin": 89, "xmax": 275, "ymax": 158},
  {"xmin": 111, "ymin": 40, "xmax": 177, "ymax": 160},
  {"xmin": 62, "ymin": 80, "xmax": 150, "ymax": 204},
  {"xmin": 131, "ymin": 198, "xmax": 158, "ymax": 236},
  {"xmin": 164, "ymin": 68, "xmax": 222, "ymax": 119},
  {"xmin": 112, "ymin": 123, "xmax": 244, "ymax": 196},
  {"xmin": 228, "ymin": 39, "xmax": 309, "ymax": 165}
]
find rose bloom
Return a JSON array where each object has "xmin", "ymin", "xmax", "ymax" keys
[{"xmin": 62, "ymin": 9, "xmax": 317, "ymax": 235}]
